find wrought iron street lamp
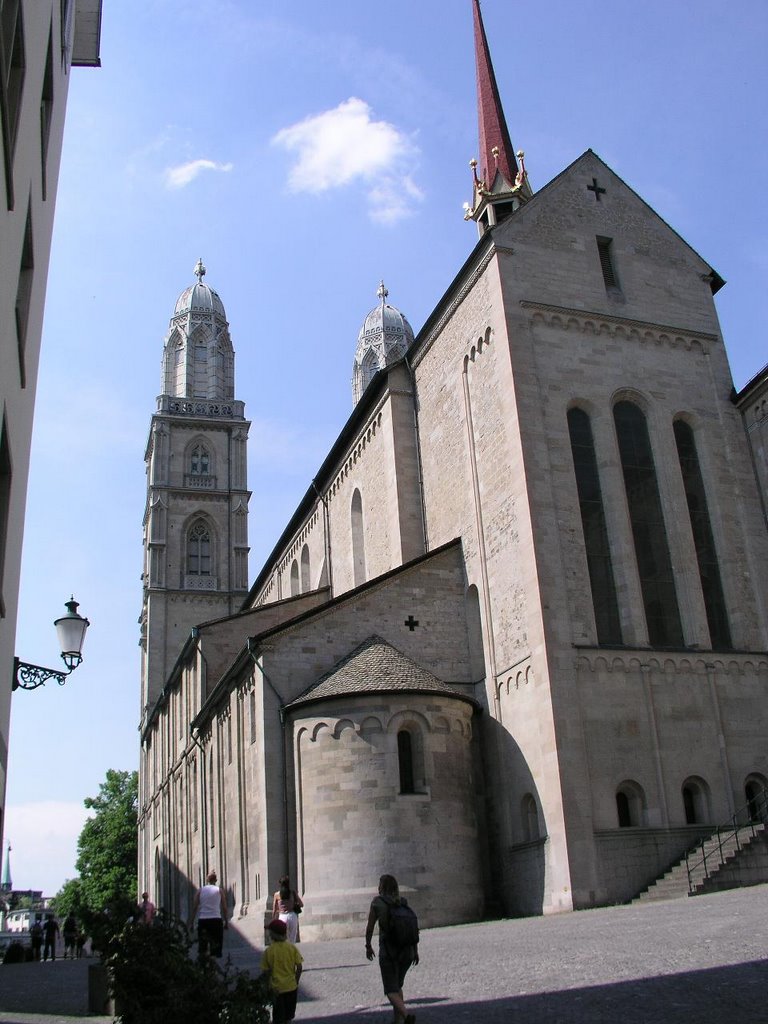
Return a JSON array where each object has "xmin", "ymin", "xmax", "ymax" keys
[{"xmin": 12, "ymin": 597, "xmax": 90, "ymax": 691}]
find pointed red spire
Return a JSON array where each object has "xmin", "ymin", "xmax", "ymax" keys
[{"xmin": 473, "ymin": 0, "xmax": 518, "ymax": 188}]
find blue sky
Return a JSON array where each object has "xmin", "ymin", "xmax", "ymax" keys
[{"xmin": 5, "ymin": 0, "xmax": 767, "ymax": 896}]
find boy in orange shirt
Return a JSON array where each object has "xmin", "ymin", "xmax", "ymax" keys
[{"xmin": 260, "ymin": 918, "xmax": 303, "ymax": 1023}]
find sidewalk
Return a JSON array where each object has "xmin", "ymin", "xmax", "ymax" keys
[{"xmin": 1, "ymin": 883, "xmax": 767, "ymax": 1023}]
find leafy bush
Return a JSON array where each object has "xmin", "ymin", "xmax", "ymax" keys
[
  {"xmin": 105, "ymin": 913, "xmax": 270, "ymax": 1024},
  {"xmin": 2, "ymin": 941, "xmax": 27, "ymax": 964}
]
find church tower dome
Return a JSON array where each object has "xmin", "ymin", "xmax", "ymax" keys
[
  {"xmin": 161, "ymin": 259, "xmax": 234, "ymax": 401},
  {"xmin": 352, "ymin": 282, "xmax": 415, "ymax": 406}
]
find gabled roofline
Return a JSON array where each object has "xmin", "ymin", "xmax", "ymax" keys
[
  {"xmin": 493, "ymin": 148, "xmax": 725, "ymax": 294},
  {"xmin": 242, "ymin": 149, "xmax": 725, "ymax": 610},
  {"xmin": 196, "ymin": 539, "xmax": 465, "ymax": 731},
  {"xmin": 733, "ymin": 362, "xmax": 768, "ymax": 405}
]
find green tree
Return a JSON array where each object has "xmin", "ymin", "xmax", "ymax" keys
[
  {"xmin": 75, "ymin": 769, "xmax": 138, "ymax": 917},
  {"xmin": 51, "ymin": 877, "xmax": 86, "ymax": 918}
]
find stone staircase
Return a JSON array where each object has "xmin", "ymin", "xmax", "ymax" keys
[{"xmin": 634, "ymin": 823, "xmax": 768, "ymax": 903}]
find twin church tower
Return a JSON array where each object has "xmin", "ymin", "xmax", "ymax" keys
[
  {"xmin": 138, "ymin": 1, "xmax": 768, "ymax": 939},
  {"xmin": 140, "ymin": 259, "xmax": 250, "ymax": 716},
  {"xmin": 139, "ymin": 262, "xmax": 412, "ymax": 719}
]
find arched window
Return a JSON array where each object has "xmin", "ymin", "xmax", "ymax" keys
[
  {"xmin": 187, "ymin": 520, "xmax": 211, "ymax": 576},
  {"xmin": 744, "ymin": 775, "xmax": 767, "ymax": 823},
  {"xmin": 351, "ymin": 489, "xmax": 366, "ymax": 587},
  {"xmin": 614, "ymin": 401, "xmax": 683, "ymax": 647},
  {"xmin": 361, "ymin": 349, "xmax": 379, "ymax": 395},
  {"xmin": 682, "ymin": 776, "xmax": 711, "ymax": 825},
  {"xmin": 568, "ymin": 407, "xmax": 622, "ymax": 644},
  {"xmin": 193, "ymin": 339, "xmax": 208, "ymax": 398},
  {"xmin": 290, "ymin": 560, "xmax": 299, "ymax": 597},
  {"xmin": 301, "ymin": 545, "xmax": 310, "ymax": 592},
  {"xmin": 616, "ymin": 780, "xmax": 646, "ymax": 827},
  {"xmin": 673, "ymin": 420, "xmax": 731, "ymax": 649},
  {"xmin": 521, "ymin": 793, "xmax": 540, "ymax": 842},
  {"xmin": 190, "ymin": 443, "xmax": 210, "ymax": 475},
  {"xmin": 398, "ymin": 730, "xmax": 415, "ymax": 794},
  {"xmin": 173, "ymin": 338, "xmax": 185, "ymax": 395}
]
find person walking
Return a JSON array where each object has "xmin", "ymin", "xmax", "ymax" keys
[
  {"xmin": 260, "ymin": 918, "xmax": 303, "ymax": 1023},
  {"xmin": 30, "ymin": 920, "xmax": 43, "ymax": 961},
  {"xmin": 188, "ymin": 870, "xmax": 228, "ymax": 958},
  {"xmin": 42, "ymin": 914, "xmax": 59, "ymax": 962},
  {"xmin": 272, "ymin": 875, "xmax": 303, "ymax": 943},
  {"xmin": 365, "ymin": 874, "xmax": 419, "ymax": 1024},
  {"xmin": 139, "ymin": 891, "xmax": 156, "ymax": 925},
  {"xmin": 62, "ymin": 913, "xmax": 78, "ymax": 958}
]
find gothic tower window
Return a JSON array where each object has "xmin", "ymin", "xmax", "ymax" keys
[
  {"xmin": 568, "ymin": 407, "xmax": 622, "ymax": 645},
  {"xmin": 673, "ymin": 419, "xmax": 731, "ymax": 649},
  {"xmin": 193, "ymin": 338, "xmax": 208, "ymax": 398},
  {"xmin": 187, "ymin": 520, "xmax": 211, "ymax": 576},
  {"xmin": 190, "ymin": 444, "xmax": 210, "ymax": 476},
  {"xmin": 351, "ymin": 488, "xmax": 366, "ymax": 587},
  {"xmin": 614, "ymin": 400, "xmax": 683, "ymax": 647}
]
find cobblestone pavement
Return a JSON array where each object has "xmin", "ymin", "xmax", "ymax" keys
[{"xmin": 1, "ymin": 884, "xmax": 766, "ymax": 1023}]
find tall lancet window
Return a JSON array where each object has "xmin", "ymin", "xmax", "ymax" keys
[
  {"xmin": 614, "ymin": 401, "xmax": 683, "ymax": 647},
  {"xmin": 193, "ymin": 339, "xmax": 208, "ymax": 398},
  {"xmin": 568, "ymin": 407, "xmax": 622, "ymax": 645},
  {"xmin": 172, "ymin": 338, "xmax": 184, "ymax": 395},
  {"xmin": 187, "ymin": 520, "xmax": 211, "ymax": 576},
  {"xmin": 351, "ymin": 489, "xmax": 366, "ymax": 587},
  {"xmin": 190, "ymin": 444, "xmax": 210, "ymax": 476},
  {"xmin": 673, "ymin": 419, "xmax": 731, "ymax": 649}
]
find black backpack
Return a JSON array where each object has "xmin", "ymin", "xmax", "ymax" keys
[{"xmin": 383, "ymin": 897, "xmax": 419, "ymax": 949}]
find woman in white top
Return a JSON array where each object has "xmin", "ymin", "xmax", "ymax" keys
[
  {"xmin": 189, "ymin": 870, "xmax": 228, "ymax": 958},
  {"xmin": 272, "ymin": 875, "xmax": 303, "ymax": 943}
]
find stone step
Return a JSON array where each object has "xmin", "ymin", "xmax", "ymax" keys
[{"xmin": 633, "ymin": 823, "xmax": 768, "ymax": 903}]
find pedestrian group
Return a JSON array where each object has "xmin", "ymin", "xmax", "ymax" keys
[{"xmin": 187, "ymin": 870, "xmax": 420, "ymax": 1024}]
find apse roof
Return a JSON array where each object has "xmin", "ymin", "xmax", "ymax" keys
[{"xmin": 285, "ymin": 635, "xmax": 478, "ymax": 710}]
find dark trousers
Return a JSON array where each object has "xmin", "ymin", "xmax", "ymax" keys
[
  {"xmin": 197, "ymin": 917, "xmax": 223, "ymax": 958},
  {"xmin": 272, "ymin": 988, "xmax": 298, "ymax": 1023}
]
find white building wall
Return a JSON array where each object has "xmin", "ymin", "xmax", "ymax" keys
[{"xmin": 0, "ymin": 0, "xmax": 101, "ymax": 853}]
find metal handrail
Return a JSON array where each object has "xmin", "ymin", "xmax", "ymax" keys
[{"xmin": 685, "ymin": 791, "xmax": 768, "ymax": 894}]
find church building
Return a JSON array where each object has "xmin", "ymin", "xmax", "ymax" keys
[{"xmin": 138, "ymin": 1, "xmax": 768, "ymax": 941}]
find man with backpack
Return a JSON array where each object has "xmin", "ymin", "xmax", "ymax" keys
[{"xmin": 365, "ymin": 874, "xmax": 419, "ymax": 1024}]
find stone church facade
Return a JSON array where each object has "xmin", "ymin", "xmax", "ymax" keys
[{"xmin": 138, "ymin": 1, "xmax": 768, "ymax": 941}]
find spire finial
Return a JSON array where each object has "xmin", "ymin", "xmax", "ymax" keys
[
  {"xmin": 377, "ymin": 280, "xmax": 388, "ymax": 303},
  {"xmin": 194, "ymin": 258, "xmax": 206, "ymax": 283}
]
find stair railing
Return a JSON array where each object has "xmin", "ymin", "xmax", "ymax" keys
[{"xmin": 685, "ymin": 790, "xmax": 768, "ymax": 895}]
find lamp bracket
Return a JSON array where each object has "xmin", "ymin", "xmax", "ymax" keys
[{"xmin": 13, "ymin": 657, "xmax": 72, "ymax": 691}]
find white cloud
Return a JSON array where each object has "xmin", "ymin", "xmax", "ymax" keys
[
  {"xmin": 272, "ymin": 97, "xmax": 423, "ymax": 223},
  {"xmin": 164, "ymin": 158, "xmax": 233, "ymax": 189},
  {"xmin": 4, "ymin": 802, "xmax": 90, "ymax": 896}
]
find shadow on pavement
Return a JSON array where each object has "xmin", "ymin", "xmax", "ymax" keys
[
  {"xmin": 0, "ymin": 959, "xmax": 97, "ymax": 1017},
  {"xmin": 296, "ymin": 959, "xmax": 768, "ymax": 1023}
]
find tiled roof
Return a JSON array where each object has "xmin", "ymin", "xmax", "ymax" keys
[{"xmin": 285, "ymin": 636, "xmax": 476, "ymax": 709}]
